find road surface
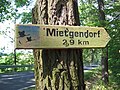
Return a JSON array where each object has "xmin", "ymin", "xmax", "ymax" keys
[{"xmin": 0, "ymin": 71, "xmax": 35, "ymax": 90}]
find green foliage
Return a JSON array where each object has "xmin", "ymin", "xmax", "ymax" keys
[
  {"xmin": 79, "ymin": 0, "xmax": 100, "ymax": 26},
  {"xmin": 0, "ymin": 0, "xmax": 11, "ymax": 22},
  {"xmin": 83, "ymin": 49, "xmax": 102, "ymax": 65},
  {"xmin": 0, "ymin": 52, "xmax": 34, "ymax": 73},
  {"xmin": 21, "ymin": 12, "xmax": 32, "ymax": 24},
  {"xmin": 85, "ymin": 68, "xmax": 120, "ymax": 90},
  {"xmin": 0, "ymin": 0, "xmax": 32, "ymax": 22},
  {"xmin": 16, "ymin": 52, "xmax": 34, "ymax": 65},
  {"xmin": 106, "ymin": 1, "xmax": 120, "ymax": 86},
  {"xmin": 15, "ymin": 0, "xmax": 31, "ymax": 7},
  {"xmin": 0, "ymin": 53, "xmax": 14, "ymax": 65},
  {"xmin": 84, "ymin": 71, "xmax": 95, "ymax": 80},
  {"xmin": 1, "ymin": 52, "xmax": 34, "ymax": 65}
]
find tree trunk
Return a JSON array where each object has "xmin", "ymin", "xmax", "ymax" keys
[
  {"xmin": 97, "ymin": 0, "xmax": 109, "ymax": 84},
  {"xmin": 101, "ymin": 48, "xmax": 109, "ymax": 84},
  {"xmin": 32, "ymin": 0, "xmax": 85, "ymax": 90},
  {"xmin": 91, "ymin": 49, "xmax": 94, "ymax": 65}
]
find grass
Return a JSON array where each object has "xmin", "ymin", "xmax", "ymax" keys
[
  {"xmin": 25, "ymin": 87, "xmax": 35, "ymax": 90},
  {"xmin": 84, "ymin": 67, "xmax": 120, "ymax": 90}
]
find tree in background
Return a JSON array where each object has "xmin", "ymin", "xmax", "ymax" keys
[
  {"xmin": 97, "ymin": 0, "xmax": 109, "ymax": 84},
  {"xmin": 32, "ymin": 0, "xmax": 85, "ymax": 90}
]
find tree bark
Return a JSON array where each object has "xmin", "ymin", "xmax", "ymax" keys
[
  {"xmin": 101, "ymin": 48, "xmax": 109, "ymax": 84},
  {"xmin": 91, "ymin": 49, "xmax": 94, "ymax": 65},
  {"xmin": 32, "ymin": 0, "xmax": 85, "ymax": 90},
  {"xmin": 97, "ymin": 0, "xmax": 109, "ymax": 84}
]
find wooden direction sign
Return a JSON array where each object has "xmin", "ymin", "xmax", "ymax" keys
[{"xmin": 15, "ymin": 24, "xmax": 111, "ymax": 49}]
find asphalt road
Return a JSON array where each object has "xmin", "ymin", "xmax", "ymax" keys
[{"xmin": 0, "ymin": 71, "xmax": 35, "ymax": 90}]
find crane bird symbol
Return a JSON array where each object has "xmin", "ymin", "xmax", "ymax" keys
[
  {"xmin": 18, "ymin": 31, "xmax": 30, "ymax": 37},
  {"xmin": 18, "ymin": 31, "xmax": 37, "ymax": 44}
]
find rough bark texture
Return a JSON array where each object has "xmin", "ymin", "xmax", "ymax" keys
[
  {"xmin": 32, "ymin": 0, "xmax": 85, "ymax": 90},
  {"xmin": 97, "ymin": 0, "xmax": 109, "ymax": 84},
  {"xmin": 101, "ymin": 48, "xmax": 109, "ymax": 84}
]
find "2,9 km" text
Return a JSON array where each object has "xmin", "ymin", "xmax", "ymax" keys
[{"xmin": 62, "ymin": 39, "xmax": 89, "ymax": 47}]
